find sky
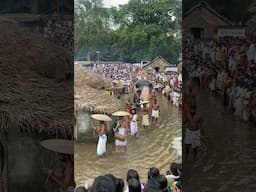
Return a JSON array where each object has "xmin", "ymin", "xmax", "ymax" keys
[{"xmin": 102, "ymin": 0, "xmax": 129, "ymax": 8}]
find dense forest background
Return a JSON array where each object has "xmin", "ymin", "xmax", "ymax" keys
[
  {"xmin": 3, "ymin": 0, "xmax": 255, "ymax": 63},
  {"xmin": 75, "ymin": 0, "xmax": 182, "ymax": 63}
]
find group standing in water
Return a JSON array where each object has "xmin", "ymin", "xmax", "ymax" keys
[{"xmin": 91, "ymin": 88, "xmax": 163, "ymax": 158}]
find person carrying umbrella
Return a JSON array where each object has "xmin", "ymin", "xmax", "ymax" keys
[
  {"xmin": 41, "ymin": 139, "xmax": 75, "ymax": 192},
  {"xmin": 91, "ymin": 114, "xmax": 112, "ymax": 158}
]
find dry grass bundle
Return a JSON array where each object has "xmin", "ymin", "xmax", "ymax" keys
[
  {"xmin": 74, "ymin": 65, "xmax": 112, "ymax": 90},
  {"xmin": 74, "ymin": 85, "xmax": 122, "ymax": 115},
  {"xmin": 0, "ymin": 70, "xmax": 74, "ymax": 137},
  {"xmin": 0, "ymin": 17, "xmax": 73, "ymax": 138},
  {"xmin": 74, "ymin": 66, "xmax": 122, "ymax": 114},
  {"xmin": 0, "ymin": 18, "xmax": 72, "ymax": 80}
]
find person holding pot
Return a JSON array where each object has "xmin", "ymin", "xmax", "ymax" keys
[{"xmin": 115, "ymin": 117, "xmax": 128, "ymax": 152}]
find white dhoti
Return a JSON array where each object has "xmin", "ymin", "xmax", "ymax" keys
[
  {"xmin": 151, "ymin": 110, "xmax": 159, "ymax": 118},
  {"xmin": 184, "ymin": 129, "xmax": 201, "ymax": 149},
  {"xmin": 115, "ymin": 128, "xmax": 127, "ymax": 146},
  {"xmin": 141, "ymin": 114, "xmax": 150, "ymax": 126},
  {"xmin": 97, "ymin": 134, "xmax": 107, "ymax": 156},
  {"xmin": 130, "ymin": 121, "xmax": 138, "ymax": 135}
]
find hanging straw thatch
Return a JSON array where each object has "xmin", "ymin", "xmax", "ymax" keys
[
  {"xmin": 74, "ymin": 67, "xmax": 122, "ymax": 115},
  {"xmin": 0, "ymin": 18, "xmax": 73, "ymax": 138},
  {"xmin": 0, "ymin": 17, "xmax": 73, "ymax": 80}
]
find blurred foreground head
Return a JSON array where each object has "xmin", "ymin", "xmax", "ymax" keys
[{"xmin": 92, "ymin": 176, "xmax": 116, "ymax": 192}]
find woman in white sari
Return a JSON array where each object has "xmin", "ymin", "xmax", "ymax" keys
[
  {"xmin": 130, "ymin": 108, "xmax": 138, "ymax": 137},
  {"xmin": 92, "ymin": 121, "xmax": 107, "ymax": 158}
]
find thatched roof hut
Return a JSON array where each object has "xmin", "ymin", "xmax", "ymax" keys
[
  {"xmin": 75, "ymin": 84, "xmax": 122, "ymax": 115},
  {"xmin": 74, "ymin": 65, "xmax": 112, "ymax": 90},
  {"xmin": 0, "ymin": 17, "xmax": 73, "ymax": 80},
  {"xmin": 0, "ymin": 19, "xmax": 73, "ymax": 138},
  {"xmin": 74, "ymin": 67, "xmax": 122, "ymax": 115},
  {"xmin": 0, "ymin": 17, "xmax": 74, "ymax": 192}
]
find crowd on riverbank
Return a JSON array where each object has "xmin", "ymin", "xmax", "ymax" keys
[
  {"xmin": 183, "ymin": 34, "xmax": 256, "ymax": 127},
  {"xmin": 75, "ymin": 163, "xmax": 182, "ymax": 192},
  {"xmin": 89, "ymin": 63, "xmax": 182, "ymax": 108}
]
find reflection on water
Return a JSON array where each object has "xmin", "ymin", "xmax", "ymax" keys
[{"xmin": 75, "ymin": 95, "xmax": 182, "ymax": 185}]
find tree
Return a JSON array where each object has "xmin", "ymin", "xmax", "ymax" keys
[{"xmin": 75, "ymin": 0, "xmax": 181, "ymax": 63}]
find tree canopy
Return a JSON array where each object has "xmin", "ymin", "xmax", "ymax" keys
[{"xmin": 75, "ymin": 0, "xmax": 181, "ymax": 63}]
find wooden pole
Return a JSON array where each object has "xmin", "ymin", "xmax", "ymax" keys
[{"xmin": 57, "ymin": 0, "xmax": 60, "ymax": 14}]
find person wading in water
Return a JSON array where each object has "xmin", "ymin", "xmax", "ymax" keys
[
  {"xmin": 184, "ymin": 107, "xmax": 203, "ymax": 161},
  {"xmin": 129, "ymin": 108, "xmax": 138, "ymax": 138},
  {"xmin": 141, "ymin": 103, "xmax": 150, "ymax": 129},
  {"xmin": 151, "ymin": 99, "xmax": 160, "ymax": 124},
  {"xmin": 115, "ymin": 117, "xmax": 128, "ymax": 152},
  {"xmin": 92, "ymin": 121, "xmax": 107, "ymax": 158}
]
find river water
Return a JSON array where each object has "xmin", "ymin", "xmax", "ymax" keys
[
  {"xmin": 75, "ymin": 94, "xmax": 182, "ymax": 185},
  {"xmin": 183, "ymin": 89, "xmax": 256, "ymax": 192}
]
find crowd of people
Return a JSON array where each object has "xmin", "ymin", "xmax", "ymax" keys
[
  {"xmin": 32, "ymin": 16, "xmax": 73, "ymax": 52},
  {"xmin": 89, "ymin": 63, "xmax": 182, "ymax": 108},
  {"xmin": 182, "ymin": 33, "xmax": 256, "ymax": 161},
  {"xmin": 183, "ymin": 35, "xmax": 256, "ymax": 127},
  {"xmin": 84, "ymin": 61, "xmax": 182, "ymax": 191},
  {"xmin": 92, "ymin": 63, "xmax": 140, "ymax": 83},
  {"xmin": 74, "ymin": 163, "xmax": 182, "ymax": 192}
]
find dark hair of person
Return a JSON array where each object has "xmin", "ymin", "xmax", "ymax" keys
[
  {"xmin": 131, "ymin": 108, "xmax": 137, "ymax": 114},
  {"xmin": 126, "ymin": 169, "xmax": 140, "ymax": 182},
  {"xmin": 147, "ymin": 167, "xmax": 160, "ymax": 180},
  {"xmin": 105, "ymin": 174, "xmax": 124, "ymax": 192},
  {"xmin": 92, "ymin": 176, "xmax": 116, "ymax": 192},
  {"xmin": 144, "ymin": 178, "xmax": 161, "ymax": 192},
  {"xmin": 75, "ymin": 186, "xmax": 88, "ymax": 192},
  {"xmin": 170, "ymin": 163, "xmax": 179, "ymax": 176},
  {"xmin": 128, "ymin": 178, "xmax": 141, "ymax": 192},
  {"xmin": 160, "ymin": 175, "xmax": 169, "ymax": 191},
  {"xmin": 116, "ymin": 178, "xmax": 124, "ymax": 192}
]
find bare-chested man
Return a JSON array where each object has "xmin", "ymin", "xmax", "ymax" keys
[
  {"xmin": 184, "ymin": 107, "xmax": 203, "ymax": 161},
  {"xmin": 151, "ymin": 100, "xmax": 160, "ymax": 124}
]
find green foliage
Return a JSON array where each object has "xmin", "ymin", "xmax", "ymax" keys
[{"xmin": 75, "ymin": 0, "xmax": 181, "ymax": 63}]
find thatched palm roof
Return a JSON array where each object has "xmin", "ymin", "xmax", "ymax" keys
[
  {"xmin": 0, "ymin": 17, "xmax": 72, "ymax": 79},
  {"xmin": 74, "ymin": 67, "xmax": 122, "ymax": 114},
  {"xmin": 0, "ymin": 18, "xmax": 73, "ymax": 138},
  {"xmin": 74, "ymin": 65, "xmax": 112, "ymax": 90}
]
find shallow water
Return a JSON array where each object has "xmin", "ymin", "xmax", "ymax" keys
[
  {"xmin": 75, "ymin": 94, "xmax": 182, "ymax": 185},
  {"xmin": 183, "ymin": 89, "xmax": 256, "ymax": 192}
]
